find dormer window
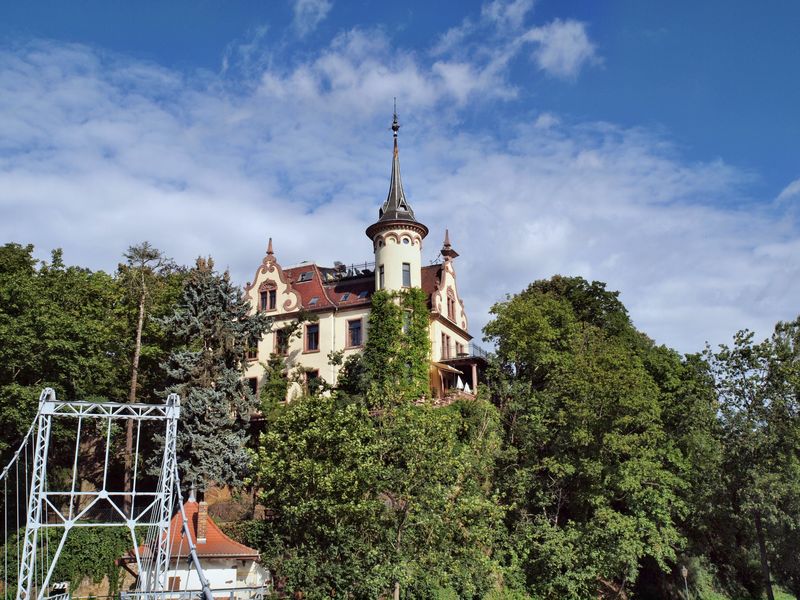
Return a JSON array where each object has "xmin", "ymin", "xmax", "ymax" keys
[
  {"xmin": 259, "ymin": 282, "xmax": 277, "ymax": 311},
  {"xmin": 309, "ymin": 296, "xmax": 319, "ymax": 306},
  {"xmin": 298, "ymin": 271, "xmax": 314, "ymax": 282},
  {"xmin": 341, "ymin": 292, "xmax": 350, "ymax": 301}
]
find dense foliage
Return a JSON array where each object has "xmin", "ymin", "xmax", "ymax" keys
[{"xmin": 2, "ymin": 244, "xmax": 799, "ymax": 600}]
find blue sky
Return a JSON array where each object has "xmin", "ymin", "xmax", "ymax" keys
[{"xmin": 0, "ymin": 0, "xmax": 798, "ymax": 353}]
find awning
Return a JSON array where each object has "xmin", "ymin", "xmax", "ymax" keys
[{"xmin": 432, "ymin": 361, "xmax": 463, "ymax": 375}]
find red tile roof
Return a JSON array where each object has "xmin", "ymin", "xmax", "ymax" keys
[
  {"xmin": 281, "ymin": 262, "xmax": 443, "ymax": 313},
  {"xmin": 165, "ymin": 501, "xmax": 260, "ymax": 560},
  {"xmin": 421, "ymin": 264, "xmax": 443, "ymax": 308}
]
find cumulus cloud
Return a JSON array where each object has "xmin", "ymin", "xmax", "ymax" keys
[
  {"xmin": 432, "ymin": 1, "xmax": 596, "ymax": 84},
  {"xmin": 0, "ymin": 36, "xmax": 796, "ymax": 355},
  {"xmin": 525, "ymin": 19, "xmax": 597, "ymax": 79},
  {"xmin": 292, "ymin": 0, "xmax": 333, "ymax": 37}
]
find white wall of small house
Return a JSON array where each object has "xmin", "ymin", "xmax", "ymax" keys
[{"xmin": 163, "ymin": 558, "xmax": 268, "ymax": 592}]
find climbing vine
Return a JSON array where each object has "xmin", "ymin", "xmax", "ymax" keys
[{"xmin": 362, "ymin": 288, "xmax": 431, "ymax": 406}]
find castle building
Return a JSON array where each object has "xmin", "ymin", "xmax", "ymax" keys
[{"xmin": 243, "ymin": 113, "xmax": 487, "ymax": 400}]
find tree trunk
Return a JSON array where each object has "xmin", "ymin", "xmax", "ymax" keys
[
  {"xmin": 124, "ymin": 290, "xmax": 146, "ymax": 512},
  {"xmin": 754, "ymin": 509, "xmax": 775, "ymax": 600},
  {"xmin": 393, "ymin": 581, "xmax": 400, "ymax": 600}
]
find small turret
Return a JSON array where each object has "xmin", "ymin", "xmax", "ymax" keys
[{"xmin": 366, "ymin": 108, "xmax": 428, "ymax": 292}]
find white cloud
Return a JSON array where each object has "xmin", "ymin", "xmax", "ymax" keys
[
  {"xmin": 292, "ymin": 0, "xmax": 333, "ymax": 37},
  {"xmin": 432, "ymin": 2, "xmax": 597, "ymax": 86},
  {"xmin": 534, "ymin": 112, "xmax": 560, "ymax": 129},
  {"xmin": 0, "ymin": 38, "xmax": 797, "ymax": 355},
  {"xmin": 481, "ymin": 0, "xmax": 536, "ymax": 31},
  {"xmin": 525, "ymin": 19, "xmax": 597, "ymax": 79},
  {"xmin": 777, "ymin": 177, "xmax": 800, "ymax": 203}
]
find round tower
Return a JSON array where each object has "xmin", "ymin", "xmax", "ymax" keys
[{"xmin": 365, "ymin": 111, "xmax": 428, "ymax": 292}]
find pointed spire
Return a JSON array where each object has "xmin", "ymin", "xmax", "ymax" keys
[
  {"xmin": 366, "ymin": 104, "xmax": 429, "ymax": 241},
  {"xmin": 267, "ymin": 237, "xmax": 274, "ymax": 256},
  {"xmin": 378, "ymin": 106, "xmax": 416, "ymax": 221},
  {"xmin": 441, "ymin": 228, "xmax": 459, "ymax": 261}
]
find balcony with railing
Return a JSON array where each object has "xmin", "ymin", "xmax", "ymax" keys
[{"xmin": 438, "ymin": 341, "xmax": 490, "ymax": 363}]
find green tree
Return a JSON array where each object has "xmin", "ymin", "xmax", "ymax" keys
[
  {"xmin": 0, "ymin": 244, "xmax": 126, "ymax": 460},
  {"xmin": 704, "ymin": 319, "xmax": 800, "ymax": 600},
  {"xmin": 117, "ymin": 241, "xmax": 178, "ymax": 507},
  {"xmin": 484, "ymin": 277, "xmax": 686, "ymax": 599},
  {"xmin": 161, "ymin": 257, "xmax": 271, "ymax": 490}
]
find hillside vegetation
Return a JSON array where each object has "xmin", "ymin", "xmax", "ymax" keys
[{"xmin": 1, "ymin": 242, "xmax": 798, "ymax": 600}]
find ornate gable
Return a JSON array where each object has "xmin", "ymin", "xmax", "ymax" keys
[{"xmin": 244, "ymin": 238, "xmax": 301, "ymax": 315}]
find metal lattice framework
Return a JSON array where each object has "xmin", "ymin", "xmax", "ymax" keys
[
  {"xmin": 1, "ymin": 388, "xmax": 267, "ymax": 600},
  {"xmin": 14, "ymin": 388, "xmax": 183, "ymax": 600}
]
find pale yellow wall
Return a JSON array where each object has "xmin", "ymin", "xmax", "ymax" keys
[
  {"xmin": 372, "ymin": 228, "xmax": 423, "ymax": 291},
  {"xmin": 429, "ymin": 318, "xmax": 471, "ymax": 361},
  {"xmin": 244, "ymin": 306, "xmax": 371, "ymax": 388}
]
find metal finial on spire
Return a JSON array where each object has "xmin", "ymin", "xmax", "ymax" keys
[{"xmin": 391, "ymin": 98, "xmax": 400, "ymax": 137}]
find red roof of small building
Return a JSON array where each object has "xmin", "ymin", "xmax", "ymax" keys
[{"xmin": 165, "ymin": 501, "xmax": 259, "ymax": 560}]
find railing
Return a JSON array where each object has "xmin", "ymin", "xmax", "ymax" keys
[
  {"xmin": 320, "ymin": 261, "xmax": 376, "ymax": 282},
  {"xmin": 440, "ymin": 342, "xmax": 490, "ymax": 361},
  {"xmin": 119, "ymin": 585, "xmax": 269, "ymax": 600}
]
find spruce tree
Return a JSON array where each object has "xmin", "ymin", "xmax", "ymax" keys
[{"xmin": 161, "ymin": 257, "xmax": 271, "ymax": 490}]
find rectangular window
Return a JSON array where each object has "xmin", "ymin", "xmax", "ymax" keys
[
  {"xmin": 348, "ymin": 319, "xmax": 362, "ymax": 347},
  {"xmin": 402, "ymin": 263, "xmax": 411, "ymax": 287},
  {"xmin": 447, "ymin": 296, "xmax": 456, "ymax": 320},
  {"xmin": 246, "ymin": 377, "xmax": 258, "ymax": 395},
  {"xmin": 441, "ymin": 333, "xmax": 447, "ymax": 359},
  {"xmin": 305, "ymin": 370, "xmax": 321, "ymax": 391},
  {"xmin": 306, "ymin": 323, "xmax": 320, "ymax": 352},
  {"xmin": 245, "ymin": 345, "xmax": 258, "ymax": 361},
  {"xmin": 275, "ymin": 328, "xmax": 290, "ymax": 355},
  {"xmin": 379, "ymin": 265, "xmax": 385, "ymax": 289},
  {"xmin": 402, "ymin": 310, "xmax": 411, "ymax": 334},
  {"xmin": 261, "ymin": 289, "xmax": 277, "ymax": 311}
]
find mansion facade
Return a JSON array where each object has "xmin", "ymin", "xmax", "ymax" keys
[{"xmin": 243, "ymin": 114, "xmax": 487, "ymax": 400}]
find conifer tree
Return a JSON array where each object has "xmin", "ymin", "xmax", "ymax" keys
[{"xmin": 161, "ymin": 257, "xmax": 271, "ymax": 490}]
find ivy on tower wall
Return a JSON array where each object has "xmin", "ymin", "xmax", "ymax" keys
[{"xmin": 362, "ymin": 288, "xmax": 431, "ymax": 406}]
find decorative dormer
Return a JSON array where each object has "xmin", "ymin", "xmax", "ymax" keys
[{"xmin": 366, "ymin": 110, "xmax": 428, "ymax": 292}]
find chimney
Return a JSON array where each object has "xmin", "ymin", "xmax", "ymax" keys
[{"xmin": 197, "ymin": 502, "xmax": 208, "ymax": 544}]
